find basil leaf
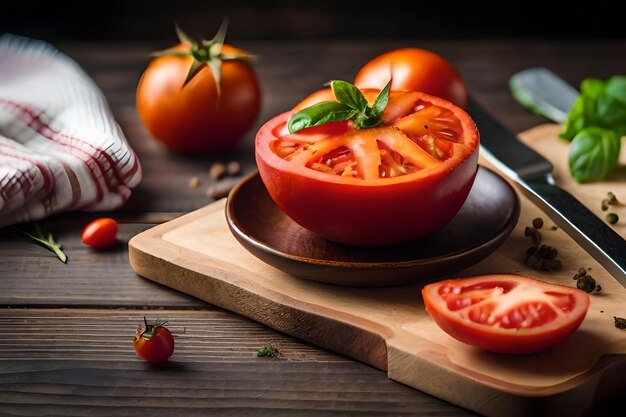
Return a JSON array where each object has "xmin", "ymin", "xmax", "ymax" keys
[
  {"xmin": 371, "ymin": 79, "xmax": 392, "ymax": 117},
  {"xmin": 596, "ymin": 93, "xmax": 626, "ymax": 130},
  {"xmin": 353, "ymin": 112, "xmax": 382, "ymax": 129},
  {"xmin": 560, "ymin": 96, "xmax": 584, "ymax": 140},
  {"xmin": 605, "ymin": 76, "xmax": 626, "ymax": 103},
  {"xmin": 560, "ymin": 78, "xmax": 626, "ymax": 140},
  {"xmin": 288, "ymin": 101, "xmax": 355, "ymax": 133},
  {"xmin": 288, "ymin": 79, "xmax": 392, "ymax": 133},
  {"xmin": 569, "ymin": 127, "xmax": 621, "ymax": 183},
  {"xmin": 331, "ymin": 80, "xmax": 369, "ymax": 112},
  {"xmin": 580, "ymin": 78, "xmax": 605, "ymax": 98}
]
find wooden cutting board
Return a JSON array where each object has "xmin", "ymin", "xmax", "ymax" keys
[{"xmin": 128, "ymin": 124, "xmax": 626, "ymax": 417}]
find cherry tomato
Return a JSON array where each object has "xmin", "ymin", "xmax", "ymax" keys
[
  {"xmin": 136, "ymin": 43, "xmax": 261, "ymax": 153},
  {"xmin": 422, "ymin": 274, "xmax": 590, "ymax": 354},
  {"xmin": 255, "ymin": 88, "xmax": 479, "ymax": 246},
  {"xmin": 354, "ymin": 48, "xmax": 468, "ymax": 108},
  {"xmin": 81, "ymin": 217, "xmax": 118, "ymax": 249},
  {"xmin": 133, "ymin": 318, "xmax": 175, "ymax": 363}
]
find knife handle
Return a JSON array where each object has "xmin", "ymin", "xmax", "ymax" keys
[{"xmin": 521, "ymin": 181, "xmax": 626, "ymax": 287}]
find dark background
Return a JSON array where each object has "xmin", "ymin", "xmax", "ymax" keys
[{"xmin": 1, "ymin": 0, "xmax": 625, "ymax": 43}]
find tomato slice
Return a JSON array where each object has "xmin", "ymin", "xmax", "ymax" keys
[
  {"xmin": 422, "ymin": 274, "xmax": 590, "ymax": 354},
  {"xmin": 255, "ymin": 89, "xmax": 479, "ymax": 246}
]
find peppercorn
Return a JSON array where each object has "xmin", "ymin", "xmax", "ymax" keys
[
  {"xmin": 577, "ymin": 275, "xmax": 597, "ymax": 293},
  {"xmin": 537, "ymin": 244, "xmax": 557, "ymax": 260},
  {"xmin": 606, "ymin": 213, "xmax": 619, "ymax": 225},
  {"xmin": 532, "ymin": 217, "xmax": 544, "ymax": 229},
  {"xmin": 601, "ymin": 199, "xmax": 610, "ymax": 211},
  {"xmin": 614, "ymin": 316, "xmax": 626, "ymax": 330},
  {"xmin": 573, "ymin": 267, "xmax": 587, "ymax": 280},
  {"xmin": 524, "ymin": 226, "xmax": 542, "ymax": 246}
]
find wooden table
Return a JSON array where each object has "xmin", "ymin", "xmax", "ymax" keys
[{"xmin": 2, "ymin": 39, "xmax": 625, "ymax": 416}]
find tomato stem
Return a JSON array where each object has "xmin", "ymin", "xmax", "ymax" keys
[
  {"xmin": 150, "ymin": 21, "xmax": 253, "ymax": 94},
  {"xmin": 140, "ymin": 317, "xmax": 170, "ymax": 340}
]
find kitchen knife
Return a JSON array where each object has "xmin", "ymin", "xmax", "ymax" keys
[
  {"xmin": 468, "ymin": 98, "xmax": 626, "ymax": 289},
  {"xmin": 509, "ymin": 67, "xmax": 579, "ymax": 124}
]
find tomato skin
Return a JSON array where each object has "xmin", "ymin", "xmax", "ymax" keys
[
  {"xmin": 255, "ymin": 90, "xmax": 479, "ymax": 247},
  {"xmin": 81, "ymin": 218, "xmax": 118, "ymax": 249},
  {"xmin": 133, "ymin": 325, "xmax": 175, "ymax": 363},
  {"xmin": 136, "ymin": 44, "xmax": 261, "ymax": 153},
  {"xmin": 354, "ymin": 48, "xmax": 468, "ymax": 108},
  {"xmin": 422, "ymin": 275, "xmax": 591, "ymax": 354}
]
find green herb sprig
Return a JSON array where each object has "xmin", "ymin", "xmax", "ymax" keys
[
  {"xmin": 560, "ymin": 76, "xmax": 626, "ymax": 183},
  {"xmin": 14, "ymin": 222, "xmax": 67, "ymax": 263},
  {"xmin": 288, "ymin": 79, "xmax": 391, "ymax": 134},
  {"xmin": 256, "ymin": 344, "xmax": 279, "ymax": 358}
]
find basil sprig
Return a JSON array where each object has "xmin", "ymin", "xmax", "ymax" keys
[
  {"xmin": 560, "ymin": 76, "xmax": 626, "ymax": 183},
  {"xmin": 288, "ymin": 79, "xmax": 391, "ymax": 134}
]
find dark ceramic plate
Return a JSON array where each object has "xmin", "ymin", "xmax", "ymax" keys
[{"xmin": 225, "ymin": 166, "xmax": 520, "ymax": 287}]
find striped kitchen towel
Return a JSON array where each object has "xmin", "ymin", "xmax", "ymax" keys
[{"xmin": 0, "ymin": 34, "xmax": 142, "ymax": 227}]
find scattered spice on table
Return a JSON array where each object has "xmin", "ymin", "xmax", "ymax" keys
[
  {"xmin": 523, "ymin": 217, "xmax": 561, "ymax": 271},
  {"xmin": 208, "ymin": 161, "xmax": 227, "ymax": 181},
  {"xmin": 601, "ymin": 192, "xmax": 620, "ymax": 224},
  {"xmin": 572, "ymin": 267, "xmax": 601, "ymax": 293},
  {"xmin": 606, "ymin": 212, "xmax": 619, "ymax": 225},
  {"xmin": 226, "ymin": 160, "xmax": 241, "ymax": 176},
  {"xmin": 614, "ymin": 316, "xmax": 626, "ymax": 330},
  {"xmin": 607, "ymin": 191, "xmax": 618, "ymax": 205},
  {"xmin": 525, "ymin": 226, "xmax": 542, "ymax": 247},
  {"xmin": 188, "ymin": 176, "xmax": 200, "ymax": 188},
  {"xmin": 205, "ymin": 160, "xmax": 244, "ymax": 199},
  {"xmin": 206, "ymin": 177, "xmax": 242, "ymax": 200}
]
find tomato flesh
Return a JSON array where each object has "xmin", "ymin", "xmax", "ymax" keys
[
  {"xmin": 255, "ymin": 90, "xmax": 479, "ymax": 246},
  {"xmin": 422, "ymin": 275, "xmax": 590, "ymax": 354}
]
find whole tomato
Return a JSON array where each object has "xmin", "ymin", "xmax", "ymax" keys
[
  {"xmin": 354, "ymin": 48, "xmax": 468, "ymax": 108},
  {"xmin": 133, "ymin": 318, "xmax": 175, "ymax": 363},
  {"xmin": 81, "ymin": 217, "xmax": 118, "ymax": 249},
  {"xmin": 136, "ymin": 26, "xmax": 261, "ymax": 153},
  {"xmin": 255, "ymin": 83, "xmax": 479, "ymax": 246}
]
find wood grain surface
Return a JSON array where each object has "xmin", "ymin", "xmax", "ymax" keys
[
  {"xmin": 3, "ymin": 309, "xmax": 467, "ymax": 417},
  {"xmin": 128, "ymin": 124, "xmax": 626, "ymax": 417},
  {"xmin": 3, "ymin": 40, "xmax": 626, "ymax": 417}
]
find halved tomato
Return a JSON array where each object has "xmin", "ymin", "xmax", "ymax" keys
[
  {"xmin": 255, "ymin": 89, "xmax": 479, "ymax": 246},
  {"xmin": 422, "ymin": 274, "xmax": 591, "ymax": 354}
]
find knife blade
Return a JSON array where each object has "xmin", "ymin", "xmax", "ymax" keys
[
  {"xmin": 509, "ymin": 67, "xmax": 579, "ymax": 124},
  {"xmin": 468, "ymin": 98, "xmax": 626, "ymax": 288}
]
